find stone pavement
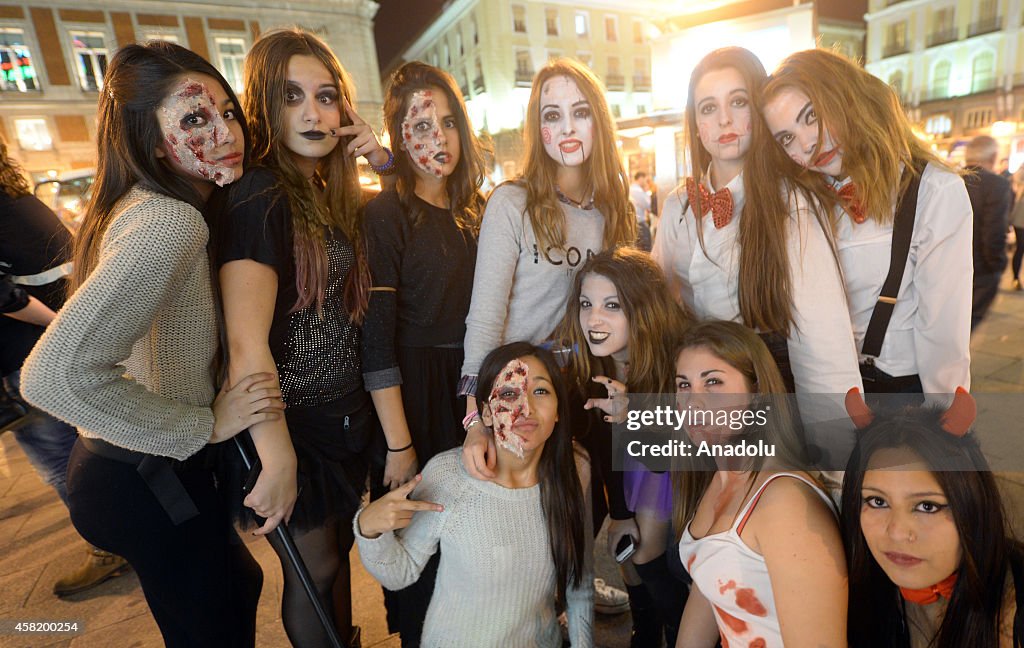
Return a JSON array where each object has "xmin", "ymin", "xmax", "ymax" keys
[{"xmin": 2, "ymin": 274, "xmax": 1024, "ymax": 648}]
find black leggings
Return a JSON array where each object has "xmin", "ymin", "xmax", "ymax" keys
[
  {"xmin": 1013, "ymin": 227, "xmax": 1024, "ymax": 280},
  {"xmin": 66, "ymin": 439, "xmax": 262, "ymax": 648}
]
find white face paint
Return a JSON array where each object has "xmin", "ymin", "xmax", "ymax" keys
[
  {"xmin": 401, "ymin": 88, "xmax": 459, "ymax": 178},
  {"xmin": 693, "ymin": 67, "xmax": 753, "ymax": 167},
  {"xmin": 157, "ymin": 75, "xmax": 243, "ymax": 187},
  {"xmin": 488, "ymin": 358, "xmax": 531, "ymax": 458},
  {"xmin": 538, "ymin": 75, "xmax": 594, "ymax": 167},
  {"xmin": 762, "ymin": 87, "xmax": 844, "ymax": 177}
]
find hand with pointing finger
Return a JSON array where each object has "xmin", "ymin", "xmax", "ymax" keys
[
  {"xmin": 357, "ymin": 474, "xmax": 444, "ymax": 539},
  {"xmin": 583, "ymin": 375, "xmax": 629, "ymax": 424},
  {"xmin": 330, "ymin": 97, "xmax": 389, "ymax": 167}
]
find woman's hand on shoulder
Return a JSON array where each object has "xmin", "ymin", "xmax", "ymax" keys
[
  {"xmin": 584, "ymin": 376, "xmax": 629, "ymax": 424},
  {"xmin": 385, "ymin": 446, "xmax": 419, "ymax": 491},
  {"xmin": 358, "ymin": 474, "xmax": 444, "ymax": 539},
  {"xmin": 210, "ymin": 372, "xmax": 285, "ymax": 443}
]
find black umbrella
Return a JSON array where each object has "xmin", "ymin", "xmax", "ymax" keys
[{"xmin": 234, "ymin": 434, "xmax": 344, "ymax": 648}]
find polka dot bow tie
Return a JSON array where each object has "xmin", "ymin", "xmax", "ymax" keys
[
  {"xmin": 685, "ymin": 177, "xmax": 734, "ymax": 229},
  {"xmin": 834, "ymin": 182, "xmax": 867, "ymax": 224}
]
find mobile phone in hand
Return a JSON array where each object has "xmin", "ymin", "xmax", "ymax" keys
[{"xmin": 614, "ymin": 534, "xmax": 637, "ymax": 563}]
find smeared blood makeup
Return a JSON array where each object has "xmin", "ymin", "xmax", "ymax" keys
[
  {"xmin": 158, "ymin": 77, "xmax": 240, "ymax": 187},
  {"xmin": 487, "ymin": 358, "xmax": 531, "ymax": 459},
  {"xmin": 401, "ymin": 89, "xmax": 448, "ymax": 178}
]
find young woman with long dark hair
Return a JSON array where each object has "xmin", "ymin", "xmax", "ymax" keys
[
  {"xmin": 356, "ymin": 342, "xmax": 592, "ymax": 647},
  {"xmin": 841, "ymin": 390, "xmax": 1024, "ymax": 648},
  {"xmin": 21, "ymin": 41, "xmax": 280, "ymax": 647},
  {"xmin": 360, "ymin": 60, "xmax": 489, "ymax": 645},
  {"xmin": 213, "ymin": 28, "xmax": 387, "ymax": 648},
  {"xmin": 557, "ymin": 247, "xmax": 691, "ymax": 645}
]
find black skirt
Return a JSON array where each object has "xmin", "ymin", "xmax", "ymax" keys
[{"xmin": 215, "ymin": 389, "xmax": 372, "ymax": 533}]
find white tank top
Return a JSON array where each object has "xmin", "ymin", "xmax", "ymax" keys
[{"xmin": 678, "ymin": 472, "xmax": 837, "ymax": 648}]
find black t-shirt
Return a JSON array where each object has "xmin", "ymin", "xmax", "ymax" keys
[
  {"xmin": 214, "ymin": 167, "xmax": 362, "ymax": 408},
  {"xmin": 361, "ymin": 189, "xmax": 479, "ymax": 376},
  {"xmin": 0, "ymin": 192, "xmax": 72, "ymax": 376}
]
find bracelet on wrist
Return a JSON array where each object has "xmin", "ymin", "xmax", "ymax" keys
[
  {"xmin": 370, "ymin": 147, "xmax": 396, "ymax": 176},
  {"xmin": 387, "ymin": 441, "xmax": 413, "ymax": 453},
  {"xmin": 461, "ymin": 412, "xmax": 480, "ymax": 429}
]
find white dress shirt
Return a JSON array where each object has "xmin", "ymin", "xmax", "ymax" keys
[
  {"xmin": 831, "ymin": 163, "xmax": 972, "ymax": 394},
  {"xmin": 652, "ymin": 172, "xmax": 863, "ymax": 397}
]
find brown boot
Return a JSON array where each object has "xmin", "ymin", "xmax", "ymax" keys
[{"xmin": 53, "ymin": 545, "xmax": 130, "ymax": 597}]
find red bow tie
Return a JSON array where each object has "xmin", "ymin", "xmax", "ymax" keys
[
  {"xmin": 834, "ymin": 182, "xmax": 866, "ymax": 224},
  {"xmin": 685, "ymin": 177, "xmax": 734, "ymax": 229},
  {"xmin": 899, "ymin": 571, "xmax": 957, "ymax": 606}
]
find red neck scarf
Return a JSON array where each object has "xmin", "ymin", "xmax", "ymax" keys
[
  {"xmin": 685, "ymin": 177, "xmax": 734, "ymax": 229},
  {"xmin": 834, "ymin": 181, "xmax": 866, "ymax": 224},
  {"xmin": 899, "ymin": 571, "xmax": 958, "ymax": 605}
]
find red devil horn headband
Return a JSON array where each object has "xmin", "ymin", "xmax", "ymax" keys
[{"xmin": 844, "ymin": 387, "xmax": 976, "ymax": 437}]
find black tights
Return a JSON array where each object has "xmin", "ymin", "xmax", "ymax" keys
[
  {"xmin": 1013, "ymin": 227, "xmax": 1024, "ymax": 279},
  {"xmin": 268, "ymin": 517, "xmax": 356, "ymax": 648}
]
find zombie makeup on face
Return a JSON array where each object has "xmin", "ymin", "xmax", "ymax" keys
[
  {"xmin": 402, "ymin": 90, "xmax": 450, "ymax": 177},
  {"xmin": 693, "ymin": 67, "xmax": 753, "ymax": 166},
  {"xmin": 158, "ymin": 77, "xmax": 240, "ymax": 187},
  {"xmin": 539, "ymin": 75, "xmax": 595, "ymax": 168},
  {"xmin": 488, "ymin": 358, "xmax": 531, "ymax": 459}
]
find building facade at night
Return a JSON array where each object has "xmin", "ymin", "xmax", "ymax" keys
[
  {"xmin": 396, "ymin": 0, "xmax": 662, "ymax": 179},
  {"xmin": 0, "ymin": 0, "xmax": 383, "ymax": 179},
  {"xmin": 864, "ymin": 0, "xmax": 1023, "ymax": 166}
]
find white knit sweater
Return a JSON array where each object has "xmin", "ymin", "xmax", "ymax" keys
[
  {"xmin": 355, "ymin": 449, "xmax": 594, "ymax": 648},
  {"xmin": 21, "ymin": 186, "xmax": 218, "ymax": 460}
]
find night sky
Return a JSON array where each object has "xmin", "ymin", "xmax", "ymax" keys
[{"xmin": 374, "ymin": 0, "xmax": 446, "ymax": 73}]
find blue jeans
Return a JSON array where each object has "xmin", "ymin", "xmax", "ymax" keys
[{"xmin": 4, "ymin": 369, "xmax": 77, "ymax": 505}]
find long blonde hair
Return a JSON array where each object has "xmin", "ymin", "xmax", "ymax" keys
[
  {"xmin": 243, "ymin": 28, "xmax": 368, "ymax": 320},
  {"xmin": 520, "ymin": 58, "xmax": 635, "ymax": 253},
  {"xmin": 762, "ymin": 49, "xmax": 949, "ymax": 226},
  {"xmin": 670, "ymin": 321, "xmax": 810, "ymax": 541}
]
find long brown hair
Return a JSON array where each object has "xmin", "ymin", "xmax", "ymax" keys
[
  {"xmin": 670, "ymin": 320, "xmax": 808, "ymax": 541},
  {"xmin": 0, "ymin": 136, "xmax": 31, "ymax": 197},
  {"xmin": 70, "ymin": 41, "xmax": 248, "ymax": 293},
  {"xmin": 382, "ymin": 61, "xmax": 488, "ymax": 233},
  {"xmin": 684, "ymin": 46, "xmax": 825, "ymax": 335},
  {"xmin": 520, "ymin": 58, "xmax": 635, "ymax": 253},
  {"xmin": 762, "ymin": 48, "xmax": 949, "ymax": 226},
  {"xmin": 557, "ymin": 247, "xmax": 690, "ymax": 394},
  {"xmin": 474, "ymin": 342, "xmax": 586, "ymax": 608},
  {"xmin": 243, "ymin": 28, "xmax": 369, "ymax": 320}
]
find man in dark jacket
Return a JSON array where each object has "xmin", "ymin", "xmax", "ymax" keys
[{"xmin": 964, "ymin": 135, "xmax": 1011, "ymax": 330}]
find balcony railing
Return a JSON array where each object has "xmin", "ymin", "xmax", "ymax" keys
[
  {"xmin": 514, "ymin": 69, "xmax": 534, "ymax": 86},
  {"xmin": 633, "ymin": 75, "xmax": 651, "ymax": 91},
  {"xmin": 605, "ymin": 73, "xmax": 625, "ymax": 90},
  {"xmin": 881, "ymin": 42, "xmax": 910, "ymax": 58},
  {"xmin": 886, "ymin": 0, "xmax": 909, "ymax": 6},
  {"xmin": 968, "ymin": 16, "xmax": 1002, "ymax": 38},
  {"xmin": 926, "ymin": 27, "xmax": 958, "ymax": 48},
  {"xmin": 920, "ymin": 86, "xmax": 951, "ymax": 103},
  {"xmin": 968, "ymin": 77, "xmax": 998, "ymax": 95}
]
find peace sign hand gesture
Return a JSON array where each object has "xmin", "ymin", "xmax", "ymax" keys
[
  {"xmin": 357, "ymin": 474, "xmax": 444, "ymax": 539},
  {"xmin": 583, "ymin": 376, "xmax": 629, "ymax": 424},
  {"xmin": 330, "ymin": 97, "xmax": 389, "ymax": 167}
]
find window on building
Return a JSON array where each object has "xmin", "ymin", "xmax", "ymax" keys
[
  {"xmin": 512, "ymin": 5, "xmax": 527, "ymax": 33},
  {"xmin": 548, "ymin": 50, "xmax": 562, "ymax": 61},
  {"xmin": 607, "ymin": 56, "xmax": 621, "ymax": 75},
  {"xmin": 885, "ymin": 21, "xmax": 907, "ymax": 54},
  {"xmin": 516, "ymin": 50, "xmax": 532, "ymax": 73},
  {"xmin": 610, "ymin": 103, "xmax": 621, "ymax": 118},
  {"xmin": 444, "ymin": 42, "xmax": 451, "ymax": 67},
  {"xmin": 932, "ymin": 6, "xmax": 954, "ymax": 32},
  {"xmin": 637, "ymin": 105, "xmax": 647, "ymax": 114},
  {"xmin": 144, "ymin": 33, "xmax": 179, "ymax": 43},
  {"xmin": 605, "ymin": 16, "xmax": 618, "ymax": 42},
  {"xmin": 0, "ymin": 29, "xmax": 40, "ymax": 92},
  {"xmin": 932, "ymin": 60, "xmax": 951, "ymax": 98},
  {"xmin": 634, "ymin": 56, "xmax": 651, "ymax": 90},
  {"xmin": 472, "ymin": 17, "xmax": 479, "ymax": 45},
  {"xmin": 971, "ymin": 51, "xmax": 995, "ymax": 93},
  {"xmin": 633, "ymin": 20, "xmax": 644, "ymax": 44},
  {"xmin": 456, "ymin": 32, "xmax": 463, "ymax": 57},
  {"xmin": 577, "ymin": 51, "xmax": 592, "ymax": 68},
  {"xmin": 965, "ymin": 108, "xmax": 993, "ymax": 129},
  {"xmin": 70, "ymin": 31, "xmax": 109, "ymax": 92},
  {"xmin": 925, "ymin": 114, "xmax": 952, "ymax": 136},
  {"xmin": 545, "ymin": 8, "xmax": 559, "ymax": 36},
  {"xmin": 888, "ymin": 70, "xmax": 904, "ymax": 100},
  {"xmin": 473, "ymin": 58, "xmax": 485, "ymax": 94},
  {"xmin": 575, "ymin": 13, "xmax": 589, "ymax": 38},
  {"xmin": 607, "ymin": 55, "xmax": 623, "ymax": 88},
  {"xmin": 15, "ymin": 117, "xmax": 52, "ymax": 151},
  {"xmin": 215, "ymin": 37, "xmax": 246, "ymax": 92},
  {"xmin": 978, "ymin": 0, "xmax": 997, "ymax": 21},
  {"xmin": 430, "ymin": 51, "xmax": 439, "ymax": 67}
]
